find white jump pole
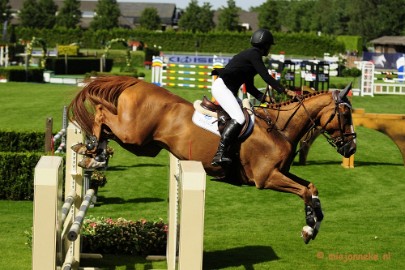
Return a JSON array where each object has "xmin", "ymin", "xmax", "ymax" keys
[{"xmin": 0, "ymin": 46, "xmax": 3, "ymax": 66}]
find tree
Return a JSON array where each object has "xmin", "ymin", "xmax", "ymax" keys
[
  {"xmin": 216, "ymin": 0, "xmax": 241, "ymax": 31},
  {"xmin": 373, "ymin": 0, "xmax": 405, "ymax": 37},
  {"xmin": 90, "ymin": 0, "xmax": 121, "ymax": 31},
  {"xmin": 0, "ymin": 0, "xmax": 12, "ymax": 24},
  {"xmin": 139, "ymin": 7, "xmax": 161, "ymax": 30},
  {"xmin": 56, "ymin": 0, "xmax": 82, "ymax": 28},
  {"xmin": 276, "ymin": 0, "xmax": 321, "ymax": 33},
  {"xmin": 19, "ymin": 0, "xmax": 40, "ymax": 28},
  {"xmin": 37, "ymin": 0, "xmax": 58, "ymax": 28},
  {"xmin": 257, "ymin": 0, "xmax": 281, "ymax": 31},
  {"xmin": 199, "ymin": 2, "xmax": 215, "ymax": 32},
  {"xmin": 178, "ymin": 0, "xmax": 214, "ymax": 33}
]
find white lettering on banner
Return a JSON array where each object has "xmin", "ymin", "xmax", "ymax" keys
[{"xmin": 166, "ymin": 55, "xmax": 231, "ymax": 65}]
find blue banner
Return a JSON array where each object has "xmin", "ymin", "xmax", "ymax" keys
[
  {"xmin": 164, "ymin": 54, "xmax": 232, "ymax": 65},
  {"xmin": 363, "ymin": 52, "xmax": 405, "ymax": 70}
]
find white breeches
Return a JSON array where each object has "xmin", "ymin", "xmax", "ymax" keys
[{"xmin": 211, "ymin": 78, "xmax": 245, "ymax": 125}]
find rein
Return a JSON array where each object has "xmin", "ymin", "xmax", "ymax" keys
[{"xmin": 253, "ymin": 91, "xmax": 357, "ymax": 157}]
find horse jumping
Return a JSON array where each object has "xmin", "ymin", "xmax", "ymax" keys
[{"xmin": 68, "ymin": 76, "xmax": 356, "ymax": 244}]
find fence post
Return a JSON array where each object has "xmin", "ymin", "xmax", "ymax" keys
[
  {"xmin": 167, "ymin": 154, "xmax": 206, "ymax": 270},
  {"xmin": 32, "ymin": 156, "xmax": 63, "ymax": 270}
]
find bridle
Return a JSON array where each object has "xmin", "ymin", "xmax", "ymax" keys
[
  {"xmin": 316, "ymin": 91, "xmax": 357, "ymax": 151},
  {"xmin": 254, "ymin": 89, "xmax": 356, "ymax": 155}
]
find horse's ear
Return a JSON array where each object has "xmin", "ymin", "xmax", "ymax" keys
[{"xmin": 339, "ymin": 82, "xmax": 352, "ymax": 100}]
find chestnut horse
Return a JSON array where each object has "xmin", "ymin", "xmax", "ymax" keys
[{"xmin": 68, "ymin": 76, "xmax": 356, "ymax": 243}]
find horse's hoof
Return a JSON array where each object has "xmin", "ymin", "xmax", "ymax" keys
[
  {"xmin": 71, "ymin": 143, "xmax": 88, "ymax": 155},
  {"xmin": 301, "ymin": 225, "xmax": 314, "ymax": 244},
  {"xmin": 78, "ymin": 157, "xmax": 106, "ymax": 169}
]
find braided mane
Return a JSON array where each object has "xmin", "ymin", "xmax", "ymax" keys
[{"xmin": 265, "ymin": 91, "xmax": 328, "ymax": 110}]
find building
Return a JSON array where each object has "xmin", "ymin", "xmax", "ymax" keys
[
  {"xmin": 370, "ymin": 36, "xmax": 405, "ymax": 54},
  {"xmin": 9, "ymin": 0, "xmax": 181, "ymax": 30},
  {"xmin": 8, "ymin": 0, "xmax": 258, "ymax": 31}
]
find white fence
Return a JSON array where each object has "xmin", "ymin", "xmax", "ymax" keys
[
  {"xmin": 33, "ymin": 122, "xmax": 95, "ymax": 270},
  {"xmin": 360, "ymin": 61, "xmax": 405, "ymax": 96},
  {"xmin": 33, "ymin": 124, "xmax": 206, "ymax": 269}
]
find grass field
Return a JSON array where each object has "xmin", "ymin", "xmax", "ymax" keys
[{"xmin": 0, "ymin": 80, "xmax": 405, "ymax": 270}]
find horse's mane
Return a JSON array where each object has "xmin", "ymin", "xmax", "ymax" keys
[
  {"xmin": 264, "ymin": 91, "xmax": 329, "ymax": 110},
  {"xmin": 68, "ymin": 76, "xmax": 141, "ymax": 135}
]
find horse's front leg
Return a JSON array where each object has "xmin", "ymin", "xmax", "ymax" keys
[
  {"xmin": 73, "ymin": 105, "xmax": 110, "ymax": 168},
  {"xmin": 264, "ymin": 170, "xmax": 324, "ymax": 244},
  {"xmin": 287, "ymin": 172, "xmax": 324, "ymax": 244}
]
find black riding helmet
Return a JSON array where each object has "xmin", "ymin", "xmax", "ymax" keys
[{"xmin": 250, "ymin": 29, "xmax": 274, "ymax": 55}]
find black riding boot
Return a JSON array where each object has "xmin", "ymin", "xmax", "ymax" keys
[{"xmin": 211, "ymin": 119, "xmax": 242, "ymax": 167}]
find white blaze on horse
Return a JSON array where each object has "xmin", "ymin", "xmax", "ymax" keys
[{"xmin": 68, "ymin": 76, "xmax": 356, "ymax": 244}]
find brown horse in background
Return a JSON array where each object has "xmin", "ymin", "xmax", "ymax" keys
[{"xmin": 68, "ymin": 76, "xmax": 356, "ymax": 243}]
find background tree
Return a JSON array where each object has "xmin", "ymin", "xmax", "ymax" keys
[
  {"xmin": 216, "ymin": 0, "xmax": 240, "ymax": 31},
  {"xmin": 178, "ymin": 0, "xmax": 214, "ymax": 33},
  {"xmin": 346, "ymin": 0, "xmax": 405, "ymax": 39},
  {"xmin": 56, "ymin": 0, "xmax": 82, "ymax": 28},
  {"xmin": 257, "ymin": 0, "xmax": 281, "ymax": 31},
  {"xmin": 37, "ymin": 0, "xmax": 58, "ymax": 28},
  {"xmin": 90, "ymin": 0, "xmax": 121, "ymax": 31},
  {"xmin": 0, "ymin": 0, "xmax": 12, "ymax": 24},
  {"xmin": 19, "ymin": 0, "xmax": 41, "ymax": 28},
  {"xmin": 310, "ymin": 0, "xmax": 341, "ymax": 35},
  {"xmin": 139, "ymin": 7, "xmax": 161, "ymax": 30},
  {"xmin": 198, "ymin": 2, "xmax": 215, "ymax": 33}
]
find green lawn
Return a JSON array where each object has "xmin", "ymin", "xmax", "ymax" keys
[{"xmin": 0, "ymin": 80, "xmax": 405, "ymax": 269}]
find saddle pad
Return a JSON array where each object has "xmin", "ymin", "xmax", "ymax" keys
[{"xmin": 192, "ymin": 110, "xmax": 255, "ymax": 139}]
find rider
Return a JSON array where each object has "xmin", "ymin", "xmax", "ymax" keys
[{"xmin": 211, "ymin": 28, "xmax": 296, "ymax": 167}]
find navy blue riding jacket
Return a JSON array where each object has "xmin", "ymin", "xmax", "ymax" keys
[{"xmin": 215, "ymin": 47, "xmax": 285, "ymax": 100}]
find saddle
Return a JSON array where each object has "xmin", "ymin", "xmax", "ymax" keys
[{"xmin": 195, "ymin": 96, "xmax": 252, "ymax": 138}]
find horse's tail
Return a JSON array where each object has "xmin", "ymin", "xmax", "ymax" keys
[{"xmin": 68, "ymin": 76, "xmax": 140, "ymax": 135}]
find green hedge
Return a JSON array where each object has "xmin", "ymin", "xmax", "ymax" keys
[
  {"xmin": 0, "ymin": 67, "xmax": 44, "ymax": 82},
  {"xmin": 0, "ymin": 152, "xmax": 43, "ymax": 200},
  {"xmin": 13, "ymin": 28, "xmax": 346, "ymax": 57},
  {"xmin": 45, "ymin": 57, "xmax": 113, "ymax": 75},
  {"xmin": 0, "ymin": 131, "xmax": 45, "ymax": 200},
  {"xmin": 0, "ymin": 131, "xmax": 44, "ymax": 152}
]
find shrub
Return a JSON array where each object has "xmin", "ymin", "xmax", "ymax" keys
[
  {"xmin": 0, "ymin": 152, "xmax": 43, "ymax": 200},
  {"xmin": 0, "ymin": 67, "xmax": 44, "ymax": 82},
  {"xmin": 45, "ymin": 57, "xmax": 113, "ymax": 75},
  {"xmin": 0, "ymin": 131, "xmax": 44, "ymax": 152},
  {"xmin": 0, "ymin": 131, "xmax": 45, "ymax": 200},
  {"xmin": 81, "ymin": 216, "xmax": 167, "ymax": 256}
]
